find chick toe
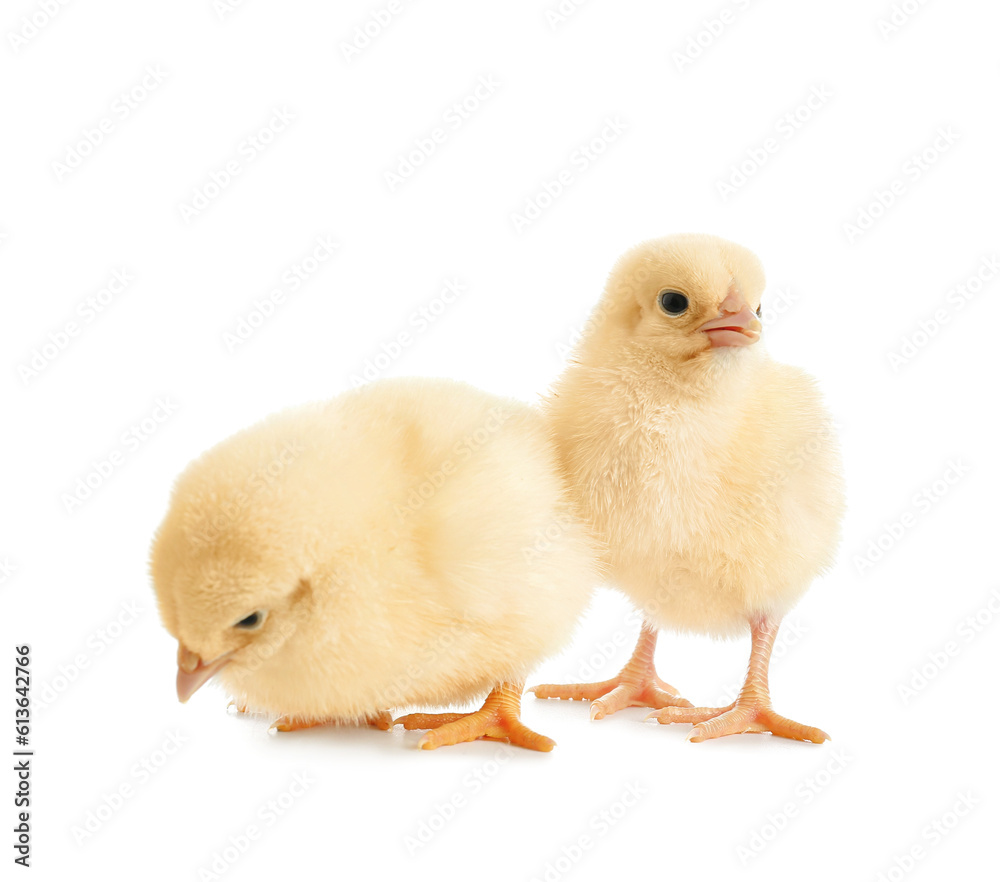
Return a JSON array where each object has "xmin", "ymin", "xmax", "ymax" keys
[
  {"xmin": 270, "ymin": 711, "xmax": 393, "ymax": 734},
  {"xmin": 645, "ymin": 703, "xmax": 734, "ymax": 725},
  {"xmin": 364, "ymin": 711, "xmax": 394, "ymax": 731},
  {"xmin": 396, "ymin": 683, "xmax": 555, "ymax": 752},
  {"xmin": 531, "ymin": 623, "xmax": 692, "ymax": 720},
  {"xmin": 687, "ymin": 707, "xmax": 828, "ymax": 744},
  {"xmin": 395, "ymin": 712, "xmax": 468, "ymax": 730},
  {"xmin": 649, "ymin": 617, "xmax": 828, "ymax": 744}
]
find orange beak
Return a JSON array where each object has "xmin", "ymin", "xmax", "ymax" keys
[
  {"xmin": 699, "ymin": 288, "xmax": 762, "ymax": 348},
  {"xmin": 176, "ymin": 644, "xmax": 233, "ymax": 703}
]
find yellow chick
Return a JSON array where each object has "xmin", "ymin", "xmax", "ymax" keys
[
  {"xmin": 151, "ymin": 377, "xmax": 597, "ymax": 751},
  {"xmin": 532, "ymin": 234, "xmax": 844, "ymax": 743}
]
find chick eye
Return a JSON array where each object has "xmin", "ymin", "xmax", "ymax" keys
[
  {"xmin": 658, "ymin": 290, "xmax": 689, "ymax": 316},
  {"xmin": 234, "ymin": 611, "xmax": 265, "ymax": 630},
  {"xmin": 756, "ymin": 304, "xmax": 762, "ymax": 318}
]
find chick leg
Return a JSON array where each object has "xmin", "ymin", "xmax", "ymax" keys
[
  {"xmin": 648, "ymin": 617, "xmax": 829, "ymax": 744},
  {"xmin": 529, "ymin": 622, "xmax": 692, "ymax": 720},
  {"xmin": 394, "ymin": 682, "xmax": 555, "ymax": 752},
  {"xmin": 270, "ymin": 711, "xmax": 394, "ymax": 732}
]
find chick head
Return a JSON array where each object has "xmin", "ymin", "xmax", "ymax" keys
[
  {"xmin": 586, "ymin": 233, "xmax": 767, "ymax": 366},
  {"xmin": 150, "ymin": 433, "xmax": 317, "ymax": 704}
]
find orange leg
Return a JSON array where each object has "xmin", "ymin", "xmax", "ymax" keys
[
  {"xmin": 394, "ymin": 682, "xmax": 555, "ymax": 752},
  {"xmin": 530, "ymin": 622, "xmax": 692, "ymax": 720},
  {"xmin": 269, "ymin": 711, "xmax": 393, "ymax": 733},
  {"xmin": 648, "ymin": 617, "xmax": 829, "ymax": 744}
]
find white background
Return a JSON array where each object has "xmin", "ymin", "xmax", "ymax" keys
[{"xmin": 3, "ymin": 0, "xmax": 998, "ymax": 879}]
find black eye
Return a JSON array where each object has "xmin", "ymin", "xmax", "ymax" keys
[
  {"xmin": 235, "ymin": 611, "xmax": 264, "ymax": 629},
  {"xmin": 658, "ymin": 290, "xmax": 689, "ymax": 316}
]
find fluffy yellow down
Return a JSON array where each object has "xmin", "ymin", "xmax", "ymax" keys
[
  {"xmin": 545, "ymin": 234, "xmax": 845, "ymax": 638},
  {"xmin": 152, "ymin": 377, "xmax": 597, "ymax": 722}
]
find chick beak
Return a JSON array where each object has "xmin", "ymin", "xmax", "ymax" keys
[
  {"xmin": 176, "ymin": 644, "xmax": 233, "ymax": 703},
  {"xmin": 699, "ymin": 289, "xmax": 762, "ymax": 348}
]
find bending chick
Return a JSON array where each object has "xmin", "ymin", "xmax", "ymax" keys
[
  {"xmin": 151, "ymin": 377, "xmax": 596, "ymax": 751},
  {"xmin": 532, "ymin": 234, "xmax": 844, "ymax": 743}
]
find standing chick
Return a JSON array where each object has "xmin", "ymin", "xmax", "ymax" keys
[
  {"xmin": 532, "ymin": 234, "xmax": 844, "ymax": 743},
  {"xmin": 151, "ymin": 377, "xmax": 596, "ymax": 751}
]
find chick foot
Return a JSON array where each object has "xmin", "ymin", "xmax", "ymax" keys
[
  {"xmin": 530, "ymin": 622, "xmax": 692, "ymax": 720},
  {"xmin": 270, "ymin": 711, "xmax": 393, "ymax": 733},
  {"xmin": 647, "ymin": 617, "xmax": 828, "ymax": 744},
  {"xmin": 395, "ymin": 682, "xmax": 554, "ymax": 751}
]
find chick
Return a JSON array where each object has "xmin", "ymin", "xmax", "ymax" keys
[
  {"xmin": 531, "ymin": 234, "xmax": 844, "ymax": 743},
  {"xmin": 151, "ymin": 377, "xmax": 596, "ymax": 751}
]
